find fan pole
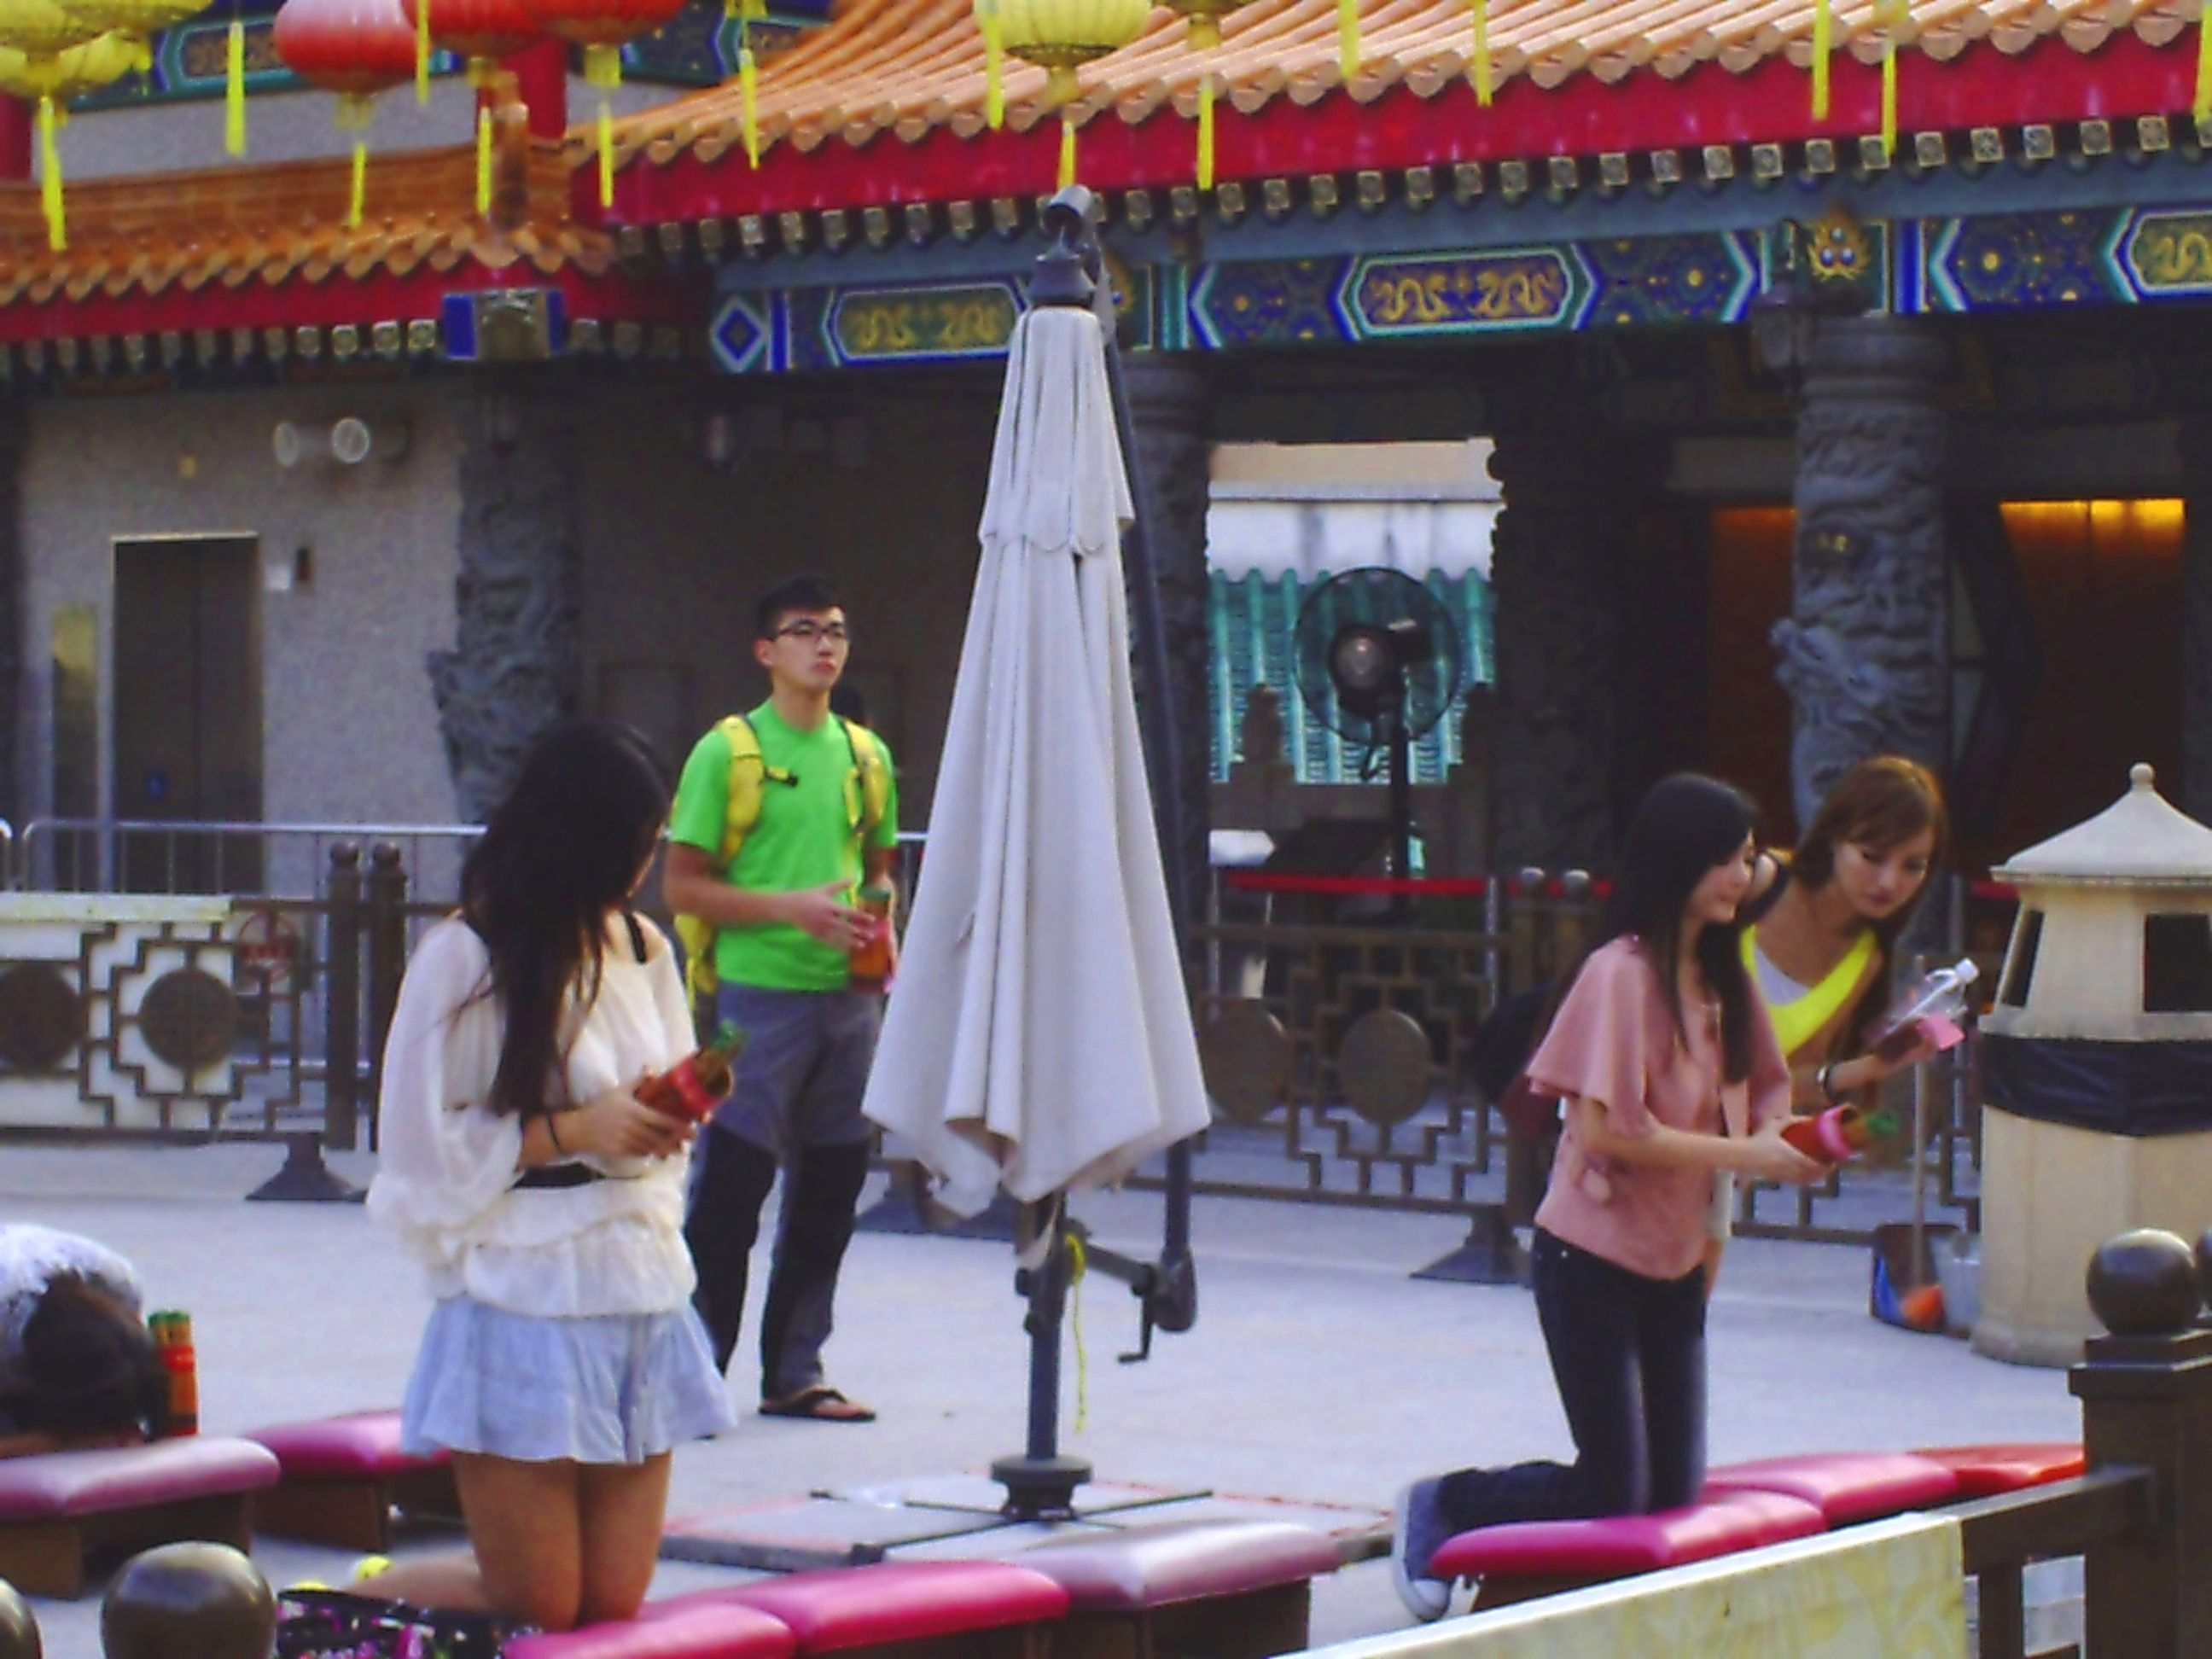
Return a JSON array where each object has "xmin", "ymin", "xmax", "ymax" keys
[{"xmin": 1388, "ymin": 704, "xmax": 1414, "ymax": 881}]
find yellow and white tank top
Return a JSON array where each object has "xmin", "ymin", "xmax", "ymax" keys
[{"xmin": 1741, "ymin": 926, "xmax": 1877, "ymax": 1060}]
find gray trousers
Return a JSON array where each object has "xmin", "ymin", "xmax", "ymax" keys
[{"xmin": 683, "ymin": 986, "xmax": 880, "ymax": 1400}]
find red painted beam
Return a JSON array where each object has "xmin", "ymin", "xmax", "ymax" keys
[
  {"xmin": 609, "ymin": 29, "xmax": 2200, "ymax": 224},
  {"xmin": 0, "ymin": 97, "xmax": 30, "ymax": 184}
]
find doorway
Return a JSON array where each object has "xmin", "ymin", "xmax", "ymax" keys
[{"xmin": 112, "ymin": 535, "xmax": 264, "ymax": 892}]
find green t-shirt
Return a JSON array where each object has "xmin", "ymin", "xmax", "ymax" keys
[{"xmin": 668, "ymin": 704, "xmax": 900, "ymax": 992}]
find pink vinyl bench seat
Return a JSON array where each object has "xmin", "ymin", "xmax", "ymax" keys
[
  {"xmin": 506, "ymin": 1601, "xmax": 800, "ymax": 1659},
  {"xmin": 1428, "ymin": 1490, "xmax": 1826, "ymax": 1610},
  {"xmin": 1702, "ymin": 1452, "xmax": 1962, "ymax": 1526},
  {"xmin": 661, "ymin": 1561, "xmax": 1072, "ymax": 1659},
  {"xmin": 1910, "ymin": 1444, "xmax": 2086, "ymax": 1499},
  {"xmin": 0, "ymin": 1436, "xmax": 280, "ymax": 1598},
  {"xmin": 1014, "ymin": 1520, "xmax": 1341, "ymax": 1659},
  {"xmin": 245, "ymin": 1409, "xmax": 461, "ymax": 1551}
]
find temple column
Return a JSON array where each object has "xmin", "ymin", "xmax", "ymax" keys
[
  {"xmin": 2180, "ymin": 419, "xmax": 2212, "ymax": 824},
  {"xmin": 428, "ymin": 388, "xmax": 582, "ymax": 822},
  {"xmin": 1487, "ymin": 393, "xmax": 1656, "ymax": 872},
  {"xmin": 1121, "ymin": 354, "xmax": 1214, "ymax": 922},
  {"xmin": 1776, "ymin": 316, "xmax": 1950, "ymax": 829}
]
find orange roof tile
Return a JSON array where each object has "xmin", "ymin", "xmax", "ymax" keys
[
  {"xmin": 587, "ymin": 0, "xmax": 2178, "ymax": 175},
  {"xmin": 0, "ymin": 142, "xmax": 614, "ymax": 311}
]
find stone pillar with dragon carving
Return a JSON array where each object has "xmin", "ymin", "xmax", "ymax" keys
[
  {"xmin": 1776, "ymin": 316, "xmax": 1951, "ymax": 832},
  {"xmin": 1487, "ymin": 384, "xmax": 1658, "ymax": 872},
  {"xmin": 427, "ymin": 389, "xmax": 583, "ymax": 823},
  {"xmin": 1122, "ymin": 354, "xmax": 1214, "ymax": 924}
]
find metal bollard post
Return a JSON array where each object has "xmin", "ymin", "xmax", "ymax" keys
[
  {"xmin": 0, "ymin": 1579, "xmax": 39, "ymax": 1659},
  {"xmin": 364, "ymin": 843, "xmax": 410, "ymax": 1138},
  {"xmin": 322, "ymin": 844, "xmax": 363, "ymax": 1151},
  {"xmin": 101, "ymin": 1543, "xmax": 274, "ymax": 1659}
]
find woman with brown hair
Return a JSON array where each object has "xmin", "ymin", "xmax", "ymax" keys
[{"xmin": 1706, "ymin": 756, "xmax": 1953, "ymax": 1282}]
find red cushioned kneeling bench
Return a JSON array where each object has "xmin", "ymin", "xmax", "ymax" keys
[
  {"xmin": 667, "ymin": 1561, "xmax": 1071, "ymax": 1659},
  {"xmin": 1427, "ymin": 1491, "xmax": 1825, "ymax": 1610},
  {"xmin": 1016, "ymin": 1521, "xmax": 1342, "ymax": 1659},
  {"xmin": 246, "ymin": 1410, "xmax": 461, "ymax": 1551},
  {"xmin": 1910, "ymin": 1443, "xmax": 2086, "ymax": 1499},
  {"xmin": 504, "ymin": 1600, "xmax": 800, "ymax": 1659},
  {"xmin": 0, "ymin": 1437, "xmax": 280, "ymax": 1598},
  {"xmin": 1703, "ymin": 1452, "xmax": 1960, "ymax": 1526}
]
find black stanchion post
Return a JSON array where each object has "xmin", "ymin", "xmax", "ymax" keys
[{"xmin": 250, "ymin": 845, "xmax": 364, "ymax": 1202}]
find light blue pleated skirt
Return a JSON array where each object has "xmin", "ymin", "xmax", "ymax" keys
[{"xmin": 400, "ymin": 1296, "xmax": 738, "ymax": 1464}]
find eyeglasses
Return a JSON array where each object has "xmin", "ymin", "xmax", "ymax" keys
[{"xmin": 772, "ymin": 621, "xmax": 850, "ymax": 645}]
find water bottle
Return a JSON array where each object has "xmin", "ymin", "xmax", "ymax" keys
[{"xmin": 1870, "ymin": 958, "xmax": 1980, "ymax": 1061}]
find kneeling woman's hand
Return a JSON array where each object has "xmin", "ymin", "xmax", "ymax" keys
[
  {"xmin": 569, "ymin": 1077, "xmax": 696, "ymax": 1162},
  {"xmin": 1738, "ymin": 1123, "xmax": 1829, "ymax": 1186}
]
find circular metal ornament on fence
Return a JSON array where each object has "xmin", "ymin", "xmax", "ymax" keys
[
  {"xmin": 1200, "ymin": 999, "xmax": 1292, "ymax": 1125},
  {"xmin": 0, "ymin": 963, "xmax": 86, "ymax": 1072},
  {"xmin": 139, "ymin": 968, "xmax": 240, "ymax": 1074},
  {"xmin": 1336, "ymin": 1009, "xmax": 1432, "ymax": 1127}
]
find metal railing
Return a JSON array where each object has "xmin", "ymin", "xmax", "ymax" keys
[{"xmin": 11, "ymin": 817, "xmax": 484, "ymax": 899}]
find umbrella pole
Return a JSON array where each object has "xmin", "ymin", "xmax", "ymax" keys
[{"xmin": 992, "ymin": 1196, "xmax": 1093, "ymax": 1520}]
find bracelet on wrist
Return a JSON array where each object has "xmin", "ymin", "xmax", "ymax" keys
[{"xmin": 1817, "ymin": 1062, "xmax": 1843, "ymax": 1104}]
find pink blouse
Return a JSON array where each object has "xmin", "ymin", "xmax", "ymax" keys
[{"xmin": 1528, "ymin": 936, "xmax": 1790, "ymax": 1281}]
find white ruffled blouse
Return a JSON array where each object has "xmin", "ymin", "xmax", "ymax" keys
[{"xmin": 366, "ymin": 916, "xmax": 698, "ymax": 1320}]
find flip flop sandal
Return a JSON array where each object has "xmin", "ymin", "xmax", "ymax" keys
[{"xmin": 759, "ymin": 1384, "xmax": 877, "ymax": 1423}]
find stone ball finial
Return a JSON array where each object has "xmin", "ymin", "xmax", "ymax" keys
[
  {"xmin": 0, "ymin": 1579, "xmax": 41, "ymax": 1659},
  {"xmin": 101, "ymin": 1544, "xmax": 275, "ymax": 1659},
  {"xmin": 2087, "ymin": 1228, "xmax": 2203, "ymax": 1337},
  {"xmin": 2132, "ymin": 762, "xmax": 2156, "ymax": 792}
]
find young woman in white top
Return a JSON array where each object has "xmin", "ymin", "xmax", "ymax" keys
[{"xmin": 366, "ymin": 721, "xmax": 737, "ymax": 1631}]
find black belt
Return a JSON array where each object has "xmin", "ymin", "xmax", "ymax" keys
[{"xmin": 515, "ymin": 1163, "xmax": 605, "ymax": 1190}]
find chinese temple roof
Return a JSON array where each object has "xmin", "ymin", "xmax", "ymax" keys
[{"xmin": 593, "ymin": 0, "xmax": 2194, "ymax": 219}]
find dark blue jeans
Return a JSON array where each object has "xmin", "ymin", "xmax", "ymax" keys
[{"xmin": 1435, "ymin": 1229, "xmax": 1708, "ymax": 1533}]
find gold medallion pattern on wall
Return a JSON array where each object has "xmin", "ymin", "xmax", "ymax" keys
[
  {"xmin": 137, "ymin": 966, "xmax": 240, "ymax": 1074},
  {"xmin": 0, "ymin": 962, "xmax": 87, "ymax": 1072},
  {"xmin": 1199, "ymin": 997, "xmax": 1291, "ymax": 1125}
]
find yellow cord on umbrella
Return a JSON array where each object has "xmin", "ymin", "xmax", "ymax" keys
[
  {"xmin": 1065, "ymin": 1232, "xmax": 1088, "ymax": 1436},
  {"xmin": 1058, "ymin": 109, "xmax": 1075, "ymax": 189},
  {"xmin": 981, "ymin": 2, "xmax": 1003, "ymax": 130},
  {"xmin": 1196, "ymin": 71, "xmax": 1214, "ymax": 190},
  {"xmin": 416, "ymin": 0, "xmax": 430, "ymax": 102},
  {"xmin": 1337, "ymin": 0, "xmax": 1358, "ymax": 80},
  {"xmin": 38, "ymin": 96, "xmax": 62, "ymax": 252},
  {"xmin": 1811, "ymin": 0, "xmax": 1830, "ymax": 119},
  {"xmin": 350, "ymin": 137, "xmax": 366, "ymax": 225},
  {"xmin": 225, "ymin": 18, "xmax": 246, "ymax": 156},
  {"xmin": 1471, "ymin": 0, "xmax": 1489, "ymax": 106},
  {"xmin": 475, "ymin": 102, "xmax": 491, "ymax": 215}
]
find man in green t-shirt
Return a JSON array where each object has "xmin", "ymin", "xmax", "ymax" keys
[{"xmin": 665, "ymin": 573, "xmax": 900, "ymax": 1423}]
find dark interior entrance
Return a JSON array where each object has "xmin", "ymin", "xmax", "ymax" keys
[{"xmin": 112, "ymin": 535, "xmax": 264, "ymax": 892}]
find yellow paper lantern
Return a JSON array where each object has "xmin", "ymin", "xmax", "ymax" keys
[
  {"xmin": 0, "ymin": 0, "xmax": 102, "ymax": 57},
  {"xmin": 1161, "ymin": 0, "xmax": 1243, "ymax": 49},
  {"xmin": 0, "ymin": 25, "xmax": 135, "ymax": 95}
]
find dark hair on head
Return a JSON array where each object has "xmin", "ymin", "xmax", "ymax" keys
[
  {"xmin": 1584, "ymin": 773, "xmax": 1761, "ymax": 1082},
  {"xmin": 1785, "ymin": 755, "xmax": 1950, "ymax": 1055},
  {"xmin": 461, "ymin": 720, "xmax": 670, "ymax": 1119},
  {"xmin": 754, "ymin": 573, "xmax": 841, "ymax": 642},
  {"xmin": 18, "ymin": 1278, "xmax": 167, "ymax": 1436}
]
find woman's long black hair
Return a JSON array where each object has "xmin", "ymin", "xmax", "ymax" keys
[
  {"xmin": 1583, "ymin": 774, "xmax": 1761, "ymax": 1082},
  {"xmin": 460, "ymin": 720, "xmax": 671, "ymax": 1120}
]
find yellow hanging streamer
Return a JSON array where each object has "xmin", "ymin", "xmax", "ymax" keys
[
  {"xmin": 1471, "ymin": 0, "xmax": 1490, "ymax": 106},
  {"xmin": 225, "ymin": 18, "xmax": 245, "ymax": 156},
  {"xmin": 598, "ymin": 98, "xmax": 613, "ymax": 207},
  {"xmin": 1058, "ymin": 111, "xmax": 1075, "ymax": 189},
  {"xmin": 1065, "ymin": 1233, "xmax": 1088, "ymax": 1437},
  {"xmin": 1337, "ymin": 0, "xmax": 1358, "ymax": 80},
  {"xmin": 2197, "ymin": 0, "xmax": 2212, "ymax": 124},
  {"xmin": 982, "ymin": 4, "xmax": 1003, "ymax": 131},
  {"xmin": 1196, "ymin": 72, "xmax": 1214, "ymax": 191},
  {"xmin": 1879, "ymin": 0, "xmax": 1903, "ymax": 160},
  {"xmin": 1811, "ymin": 0, "xmax": 1830, "ymax": 119},
  {"xmin": 740, "ymin": 34, "xmax": 758, "ymax": 168},
  {"xmin": 475, "ymin": 102, "xmax": 491, "ymax": 216},
  {"xmin": 415, "ymin": 0, "xmax": 430, "ymax": 103},
  {"xmin": 38, "ymin": 96, "xmax": 62, "ymax": 252},
  {"xmin": 350, "ymin": 137, "xmax": 366, "ymax": 226}
]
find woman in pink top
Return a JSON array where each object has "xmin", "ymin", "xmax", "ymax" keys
[{"xmin": 1390, "ymin": 775, "xmax": 1829, "ymax": 1621}]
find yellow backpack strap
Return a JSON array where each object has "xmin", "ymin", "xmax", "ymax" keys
[
  {"xmin": 678, "ymin": 714, "xmax": 769, "ymax": 1011},
  {"xmin": 842, "ymin": 719, "xmax": 890, "ymax": 841}
]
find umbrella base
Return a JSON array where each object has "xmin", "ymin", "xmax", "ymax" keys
[{"xmin": 992, "ymin": 1455, "xmax": 1094, "ymax": 1522}]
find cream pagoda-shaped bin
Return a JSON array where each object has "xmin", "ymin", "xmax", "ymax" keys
[{"xmin": 1976, "ymin": 763, "xmax": 2212, "ymax": 1366}]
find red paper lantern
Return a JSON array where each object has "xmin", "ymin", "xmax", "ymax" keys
[
  {"xmin": 526, "ymin": 0, "xmax": 681, "ymax": 56},
  {"xmin": 273, "ymin": 0, "xmax": 416, "ymax": 96},
  {"xmin": 398, "ymin": 0, "xmax": 536, "ymax": 67}
]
